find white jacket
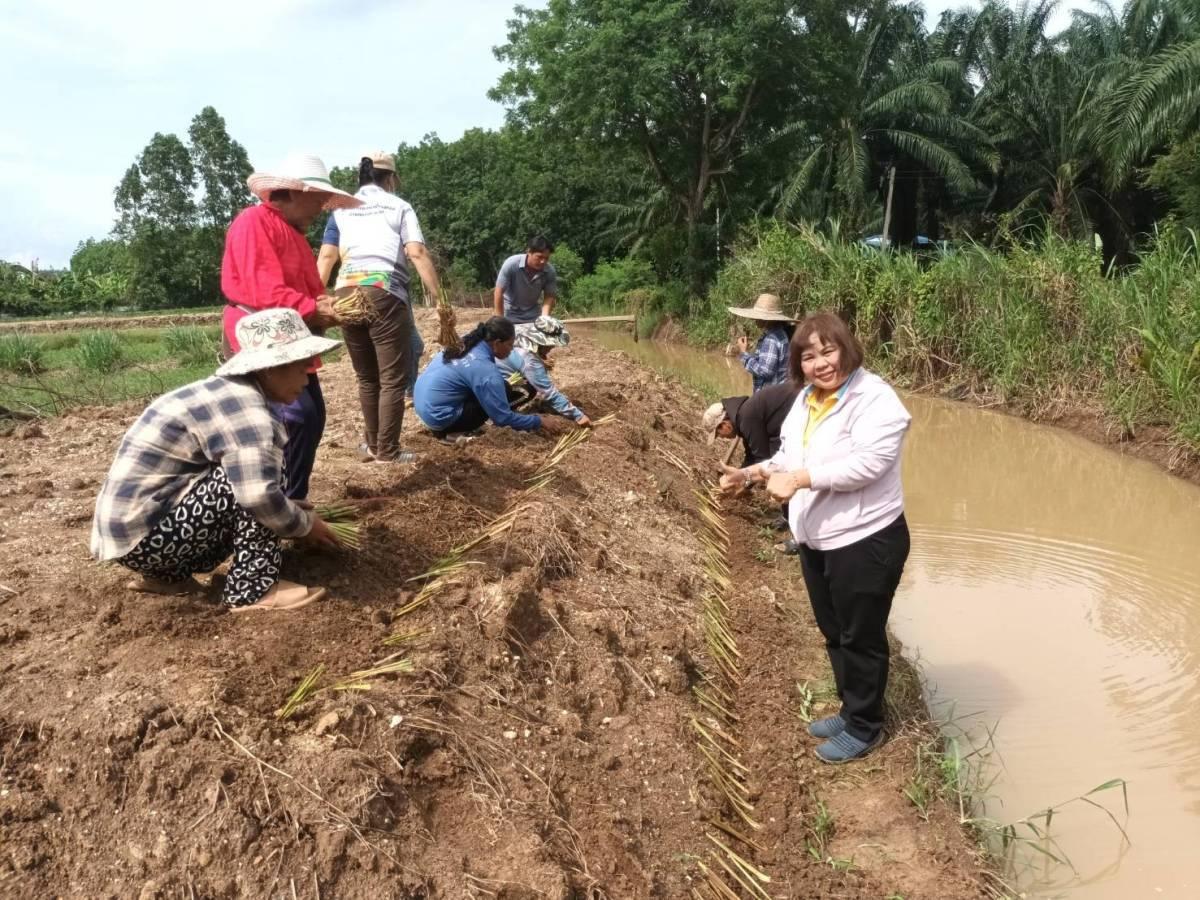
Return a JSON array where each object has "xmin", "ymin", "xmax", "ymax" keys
[{"xmin": 769, "ymin": 368, "xmax": 910, "ymax": 551}]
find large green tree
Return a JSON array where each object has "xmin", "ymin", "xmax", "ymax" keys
[
  {"xmin": 491, "ymin": 0, "xmax": 824, "ymax": 289},
  {"xmin": 776, "ymin": 1, "xmax": 992, "ymax": 243}
]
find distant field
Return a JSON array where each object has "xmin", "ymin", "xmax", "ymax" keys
[{"xmin": 0, "ymin": 323, "xmax": 346, "ymax": 417}]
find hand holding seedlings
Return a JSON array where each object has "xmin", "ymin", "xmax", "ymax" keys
[{"xmin": 305, "ymin": 515, "xmax": 344, "ymax": 549}]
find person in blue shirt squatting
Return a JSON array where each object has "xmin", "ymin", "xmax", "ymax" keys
[
  {"xmin": 414, "ymin": 317, "xmax": 560, "ymax": 442},
  {"xmin": 496, "ymin": 316, "xmax": 593, "ymax": 429},
  {"xmin": 493, "ymin": 235, "xmax": 558, "ymax": 325},
  {"xmin": 728, "ymin": 292, "xmax": 795, "ymax": 392}
]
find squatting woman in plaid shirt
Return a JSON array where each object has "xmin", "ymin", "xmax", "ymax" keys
[{"xmin": 91, "ymin": 310, "xmax": 345, "ymax": 612}]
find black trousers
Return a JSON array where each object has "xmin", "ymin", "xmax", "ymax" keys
[
  {"xmin": 798, "ymin": 514, "xmax": 910, "ymax": 742},
  {"xmin": 270, "ymin": 375, "xmax": 325, "ymax": 500},
  {"xmin": 439, "ymin": 383, "xmax": 534, "ymax": 435}
]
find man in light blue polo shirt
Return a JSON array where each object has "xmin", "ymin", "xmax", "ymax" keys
[{"xmin": 493, "ymin": 235, "xmax": 558, "ymax": 325}]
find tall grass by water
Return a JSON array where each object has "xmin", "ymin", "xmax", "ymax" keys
[{"xmin": 697, "ymin": 223, "xmax": 1200, "ymax": 451}]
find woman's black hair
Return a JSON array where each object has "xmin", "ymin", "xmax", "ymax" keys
[
  {"xmin": 444, "ymin": 316, "xmax": 516, "ymax": 361},
  {"xmin": 358, "ymin": 157, "xmax": 393, "ymax": 188}
]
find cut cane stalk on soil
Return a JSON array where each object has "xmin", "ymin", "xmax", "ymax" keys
[
  {"xmin": 277, "ymin": 664, "xmax": 326, "ymax": 720},
  {"xmin": 685, "ymin": 480, "xmax": 774, "ymax": 894}
]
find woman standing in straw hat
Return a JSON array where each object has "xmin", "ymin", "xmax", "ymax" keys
[
  {"xmin": 729, "ymin": 292, "xmax": 794, "ymax": 392},
  {"xmin": 91, "ymin": 310, "xmax": 347, "ymax": 612},
  {"xmin": 222, "ymin": 153, "xmax": 361, "ymax": 500},
  {"xmin": 317, "ymin": 151, "xmax": 444, "ymax": 464}
]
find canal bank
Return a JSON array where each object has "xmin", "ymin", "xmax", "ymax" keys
[{"xmin": 589, "ymin": 325, "xmax": 1200, "ymax": 898}]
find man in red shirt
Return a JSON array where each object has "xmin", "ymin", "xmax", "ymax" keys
[{"xmin": 222, "ymin": 154, "xmax": 361, "ymax": 499}]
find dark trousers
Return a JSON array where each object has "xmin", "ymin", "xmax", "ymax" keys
[
  {"xmin": 798, "ymin": 515, "xmax": 910, "ymax": 742},
  {"xmin": 438, "ymin": 383, "xmax": 531, "ymax": 435},
  {"xmin": 271, "ymin": 374, "xmax": 325, "ymax": 500},
  {"xmin": 339, "ymin": 286, "xmax": 416, "ymax": 459}
]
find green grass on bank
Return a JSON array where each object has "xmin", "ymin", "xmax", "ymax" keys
[{"xmin": 690, "ymin": 223, "xmax": 1200, "ymax": 452}]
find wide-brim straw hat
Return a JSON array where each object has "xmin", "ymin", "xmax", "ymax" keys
[
  {"xmin": 515, "ymin": 315, "xmax": 571, "ymax": 350},
  {"xmin": 727, "ymin": 292, "xmax": 793, "ymax": 322},
  {"xmin": 246, "ymin": 153, "xmax": 362, "ymax": 211},
  {"xmin": 216, "ymin": 309, "xmax": 341, "ymax": 377}
]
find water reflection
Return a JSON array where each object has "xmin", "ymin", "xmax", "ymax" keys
[{"xmin": 586, "ymin": 327, "xmax": 1200, "ymax": 898}]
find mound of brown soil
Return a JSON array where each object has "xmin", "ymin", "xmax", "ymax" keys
[{"xmin": 0, "ymin": 311, "xmax": 986, "ymax": 898}]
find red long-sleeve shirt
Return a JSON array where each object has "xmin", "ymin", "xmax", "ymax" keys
[{"xmin": 221, "ymin": 204, "xmax": 323, "ymax": 354}]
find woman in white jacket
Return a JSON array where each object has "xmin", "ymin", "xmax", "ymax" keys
[{"xmin": 720, "ymin": 312, "xmax": 911, "ymax": 763}]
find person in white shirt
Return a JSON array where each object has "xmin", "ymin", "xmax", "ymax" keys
[
  {"xmin": 317, "ymin": 151, "xmax": 444, "ymax": 463},
  {"xmin": 719, "ymin": 311, "xmax": 911, "ymax": 764}
]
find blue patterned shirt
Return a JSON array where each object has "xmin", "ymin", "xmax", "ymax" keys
[
  {"xmin": 91, "ymin": 375, "xmax": 312, "ymax": 560},
  {"xmin": 739, "ymin": 325, "xmax": 791, "ymax": 392}
]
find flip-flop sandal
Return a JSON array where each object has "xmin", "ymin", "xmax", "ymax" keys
[
  {"xmin": 126, "ymin": 576, "xmax": 205, "ymax": 596},
  {"xmin": 229, "ymin": 581, "xmax": 326, "ymax": 613}
]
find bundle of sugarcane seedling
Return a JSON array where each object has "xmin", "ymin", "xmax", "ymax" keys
[
  {"xmin": 435, "ymin": 290, "xmax": 462, "ymax": 352},
  {"xmin": 315, "ymin": 501, "xmax": 362, "ymax": 550},
  {"xmin": 331, "ymin": 288, "xmax": 378, "ymax": 326}
]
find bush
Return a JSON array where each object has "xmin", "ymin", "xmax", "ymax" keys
[
  {"xmin": 0, "ymin": 333, "xmax": 47, "ymax": 375},
  {"xmin": 550, "ymin": 244, "xmax": 584, "ymax": 300},
  {"xmin": 569, "ymin": 257, "xmax": 656, "ymax": 314},
  {"xmin": 75, "ymin": 331, "xmax": 126, "ymax": 373},
  {"xmin": 164, "ymin": 326, "xmax": 218, "ymax": 367}
]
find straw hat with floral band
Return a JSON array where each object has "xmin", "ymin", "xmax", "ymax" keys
[
  {"xmin": 515, "ymin": 315, "xmax": 572, "ymax": 351},
  {"xmin": 246, "ymin": 154, "xmax": 362, "ymax": 211},
  {"xmin": 217, "ymin": 308, "xmax": 341, "ymax": 378},
  {"xmin": 727, "ymin": 292, "xmax": 793, "ymax": 322}
]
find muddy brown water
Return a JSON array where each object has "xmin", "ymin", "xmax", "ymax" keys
[{"xmin": 587, "ymin": 327, "xmax": 1200, "ymax": 898}]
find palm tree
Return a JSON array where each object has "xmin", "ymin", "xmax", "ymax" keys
[
  {"xmin": 775, "ymin": 2, "xmax": 992, "ymax": 244},
  {"xmin": 1092, "ymin": 0, "xmax": 1200, "ymax": 180}
]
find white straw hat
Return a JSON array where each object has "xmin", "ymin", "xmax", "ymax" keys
[
  {"xmin": 216, "ymin": 309, "xmax": 341, "ymax": 377},
  {"xmin": 246, "ymin": 154, "xmax": 362, "ymax": 210},
  {"xmin": 727, "ymin": 292, "xmax": 793, "ymax": 322}
]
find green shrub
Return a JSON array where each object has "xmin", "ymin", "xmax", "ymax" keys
[
  {"xmin": 75, "ymin": 330, "xmax": 126, "ymax": 373},
  {"xmin": 569, "ymin": 257, "xmax": 656, "ymax": 314},
  {"xmin": 0, "ymin": 333, "xmax": 47, "ymax": 375},
  {"xmin": 164, "ymin": 326, "xmax": 218, "ymax": 367},
  {"xmin": 550, "ymin": 244, "xmax": 584, "ymax": 300}
]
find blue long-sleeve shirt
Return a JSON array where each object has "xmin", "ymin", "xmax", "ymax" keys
[
  {"xmin": 413, "ymin": 342, "xmax": 542, "ymax": 432},
  {"xmin": 739, "ymin": 325, "xmax": 791, "ymax": 392},
  {"xmin": 496, "ymin": 349, "xmax": 585, "ymax": 422}
]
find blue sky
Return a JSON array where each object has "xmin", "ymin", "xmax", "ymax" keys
[{"xmin": 2, "ymin": 0, "xmax": 1079, "ymax": 269}]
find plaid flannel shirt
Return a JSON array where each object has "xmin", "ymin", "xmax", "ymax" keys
[
  {"xmin": 90, "ymin": 375, "xmax": 313, "ymax": 561},
  {"xmin": 739, "ymin": 325, "xmax": 791, "ymax": 392}
]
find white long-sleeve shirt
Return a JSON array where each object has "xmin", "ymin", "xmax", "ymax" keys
[{"xmin": 768, "ymin": 368, "xmax": 911, "ymax": 551}]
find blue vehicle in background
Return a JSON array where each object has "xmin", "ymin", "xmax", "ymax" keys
[{"xmin": 860, "ymin": 234, "xmax": 952, "ymax": 253}]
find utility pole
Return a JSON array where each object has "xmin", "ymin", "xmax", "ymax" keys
[{"xmin": 880, "ymin": 164, "xmax": 896, "ymax": 250}]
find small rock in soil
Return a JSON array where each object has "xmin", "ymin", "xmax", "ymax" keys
[{"xmin": 314, "ymin": 712, "xmax": 340, "ymax": 736}]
